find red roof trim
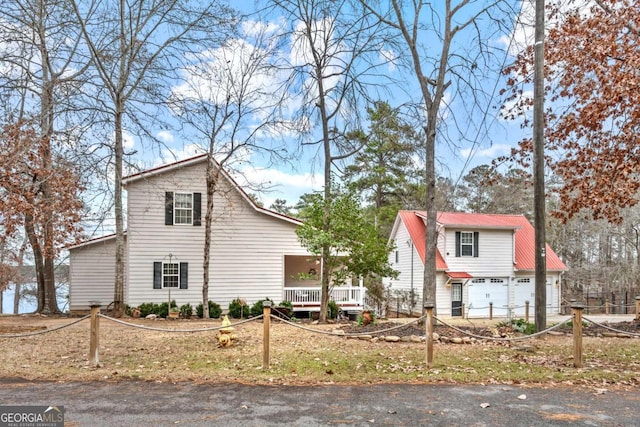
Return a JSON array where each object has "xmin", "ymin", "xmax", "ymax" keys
[{"xmin": 446, "ymin": 271, "xmax": 473, "ymax": 279}]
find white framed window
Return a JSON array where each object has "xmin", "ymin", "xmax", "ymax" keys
[
  {"xmin": 460, "ymin": 232, "xmax": 474, "ymax": 256},
  {"xmin": 174, "ymin": 193, "xmax": 193, "ymax": 225},
  {"xmin": 163, "ymin": 263, "xmax": 179, "ymax": 288},
  {"xmin": 153, "ymin": 261, "xmax": 188, "ymax": 290}
]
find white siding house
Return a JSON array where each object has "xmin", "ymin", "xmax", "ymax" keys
[
  {"xmin": 69, "ymin": 155, "xmax": 365, "ymax": 313},
  {"xmin": 384, "ymin": 211, "xmax": 567, "ymax": 318},
  {"xmin": 68, "ymin": 234, "xmax": 126, "ymax": 311}
]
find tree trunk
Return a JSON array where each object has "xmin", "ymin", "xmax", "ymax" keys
[
  {"xmin": 12, "ymin": 283, "xmax": 21, "ymax": 314},
  {"xmin": 202, "ymin": 158, "xmax": 219, "ymax": 319},
  {"xmin": 13, "ymin": 236, "xmax": 28, "ymax": 314},
  {"xmin": 42, "ymin": 257, "xmax": 59, "ymax": 314},
  {"xmin": 113, "ymin": 105, "xmax": 125, "ymax": 316},
  {"xmin": 25, "ymin": 215, "xmax": 45, "ymax": 313}
]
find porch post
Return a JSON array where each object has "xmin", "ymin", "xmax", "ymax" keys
[{"xmin": 359, "ymin": 276, "xmax": 364, "ymax": 308}]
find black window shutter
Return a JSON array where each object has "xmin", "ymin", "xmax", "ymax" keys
[
  {"xmin": 153, "ymin": 262, "xmax": 162, "ymax": 289},
  {"xmin": 193, "ymin": 193, "xmax": 201, "ymax": 226},
  {"xmin": 165, "ymin": 192, "xmax": 174, "ymax": 225},
  {"xmin": 455, "ymin": 232, "xmax": 461, "ymax": 257},
  {"xmin": 473, "ymin": 232, "xmax": 479, "ymax": 257},
  {"xmin": 179, "ymin": 262, "xmax": 188, "ymax": 289}
]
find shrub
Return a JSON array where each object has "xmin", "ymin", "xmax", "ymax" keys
[
  {"xmin": 277, "ymin": 300, "xmax": 294, "ymax": 311},
  {"xmin": 179, "ymin": 303, "xmax": 193, "ymax": 319},
  {"xmin": 158, "ymin": 302, "xmax": 169, "ymax": 318},
  {"xmin": 250, "ymin": 298, "xmax": 274, "ymax": 317},
  {"xmin": 137, "ymin": 302, "xmax": 158, "ymax": 318},
  {"xmin": 357, "ymin": 310, "xmax": 376, "ymax": 326},
  {"xmin": 228, "ymin": 298, "xmax": 249, "ymax": 318},
  {"xmin": 195, "ymin": 301, "xmax": 223, "ymax": 318},
  {"xmin": 497, "ymin": 318, "xmax": 535, "ymax": 335},
  {"xmin": 328, "ymin": 300, "xmax": 339, "ymax": 319}
]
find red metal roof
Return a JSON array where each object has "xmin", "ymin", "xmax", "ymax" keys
[
  {"xmin": 398, "ymin": 211, "xmax": 567, "ymax": 272},
  {"xmin": 446, "ymin": 271, "xmax": 473, "ymax": 278},
  {"xmin": 399, "ymin": 211, "xmax": 448, "ymax": 270}
]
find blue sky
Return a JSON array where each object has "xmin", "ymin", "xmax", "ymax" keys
[{"xmin": 119, "ymin": 1, "xmax": 547, "ymax": 210}]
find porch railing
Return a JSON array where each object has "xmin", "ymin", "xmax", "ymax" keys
[{"xmin": 283, "ymin": 286, "xmax": 365, "ymax": 311}]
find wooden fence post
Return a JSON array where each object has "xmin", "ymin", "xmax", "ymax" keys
[
  {"xmin": 635, "ymin": 296, "xmax": 640, "ymax": 321},
  {"xmin": 89, "ymin": 301, "xmax": 101, "ymax": 367},
  {"xmin": 525, "ymin": 301, "xmax": 530, "ymax": 323},
  {"xmin": 571, "ymin": 302, "xmax": 584, "ymax": 369},
  {"xmin": 605, "ymin": 299, "xmax": 609, "ymax": 315},
  {"xmin": 263, "ymin": 301, "xmax": 271, "ymax": 369},
  {"xmin": 461, "ymin": 303, "xmax": 465, "ymax": 319},
  {"xmin": 424, "ymin": 302, "xmax": 435, "ymax": 369},
  {"xmin": 489, "ymin": 302, "xmax": 493, "ymax": 320}
]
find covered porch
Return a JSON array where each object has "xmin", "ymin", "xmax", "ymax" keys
[{"xmin": 283, "ymin": 255, "xmax": 365, "ymax": 312}]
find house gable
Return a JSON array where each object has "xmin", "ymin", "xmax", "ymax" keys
[
  {"xmin": 386, "ymin": 210, "xmax": 567, "ymax": 318},
  {"xmin": 70, "ymin": 155, "xmax": 312, "ymax": 311}
]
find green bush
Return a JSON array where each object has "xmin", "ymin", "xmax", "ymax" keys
[
  {"xmin": 138, "ymin": 302, "xmax": 159, "ymax": 318},
  {"xmin": 328, "ymin": 300, "xmax": 339, "ymax": 319},
  {"xmin": 179, "ymin": 303, "xmax": 193, "ymax": 319},
  {"xmin": 250, "ymin": 298, "xmax": 274, "ymax": 317},
  {"xmin": 228, "ymin": 298, "xmax": 249, "ymax": 318},
  {"xmin": 135, "ymin": 301, "xmax": 178, "ymax": 318},
  {"xmin": 195, "ymin": 301, "xmax": 223, "ymax": 318},
  {"xmin": 357, "ymin": 310, "xmax": 376, "ymax": 326},
  {"xmin": 277, "ymin": 300, "xmax": 294, "ymax": 312},
  {"xmin": 497, "ymin": 318, "xmax": 536, "ymax": 335}
]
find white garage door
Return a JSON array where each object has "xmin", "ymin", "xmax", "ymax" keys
[
  {"xmin": 467, "ymin": 278, "xmax": 509, "ymax": 317},
  {"xmin": 513, "ymin": 278, "xmax": 552, "ymax": 316}
]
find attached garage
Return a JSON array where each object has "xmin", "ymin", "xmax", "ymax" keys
[
  {"xmin": 467, "ymin": 278, "xmax": 509, "ymax": 317},
  {"xmin": 513, "ymin": 277, "xmax": 552, "ymax": 316}
]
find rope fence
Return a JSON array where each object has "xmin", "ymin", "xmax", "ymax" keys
[
  {"xmin": 98, "ymin": 313, "xmax": 262, "ymax": 333},
  {"xmin": 0, "ymin": 300, "xmax": 638, "ymax": 371},
  {"xmin": 0, "ymin": 314, "xmax": 90, "ymax": 338}
]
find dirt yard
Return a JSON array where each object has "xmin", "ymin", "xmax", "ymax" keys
[{"xmin": 1, "ymin": 314, "xmax": 639, "ymax": 389}]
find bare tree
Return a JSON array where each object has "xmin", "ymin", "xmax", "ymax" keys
[
  {"xmin": 269, "ymin": 0, "xmax": 389, "ymax": 322},
  {"xmin": 360, "ymin": 0, "xmax": 513, "ymax": 314},
  {"xmin": 168, "ymin": 22, "xmax": 289, "ymax": 318},
  {"xmin": 71, "ymin": 0, "xmax": 235, "ymax": 316},
  {"xmin": 0, "ymin": 0, "xmax": 89, "ymax": 313}
]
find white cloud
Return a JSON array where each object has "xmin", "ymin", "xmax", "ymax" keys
[
  {"xmin": 235, "ymin": 166, "xmax": 323, "ymax": 208},
  {"xmin": 500, "ymin": 89, "xmax": 533, "ymax": 121},
  {"xmin": 156, "ymin": 130, "xmax": 174, "ymax": 144},
  {"xmin": 156, "ymin": 143, "xmax": 206, "ymax": 166},
  {"xmin": 242, "ymin": 19, "xmax": 281, "ymax": 38},
  {"xmin": 460, "ymin": 143, "xmax": 513, "ymax": 160},
  {"xmin": 502, "ymin": 0, "xmax": 596, "ymax": 56},
  {"xmin": 379, "ymin": 48, "xmax": 397, "ymax": 72}
]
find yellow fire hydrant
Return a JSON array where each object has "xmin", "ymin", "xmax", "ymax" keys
[{"xmin": 217, "ymin": 315, "xmax": 237, "ymax": 347}]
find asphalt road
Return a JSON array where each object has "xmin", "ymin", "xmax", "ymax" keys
[{"xmin": 0, "ymin": 380, "xmax": 637, "ymax": 426}]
